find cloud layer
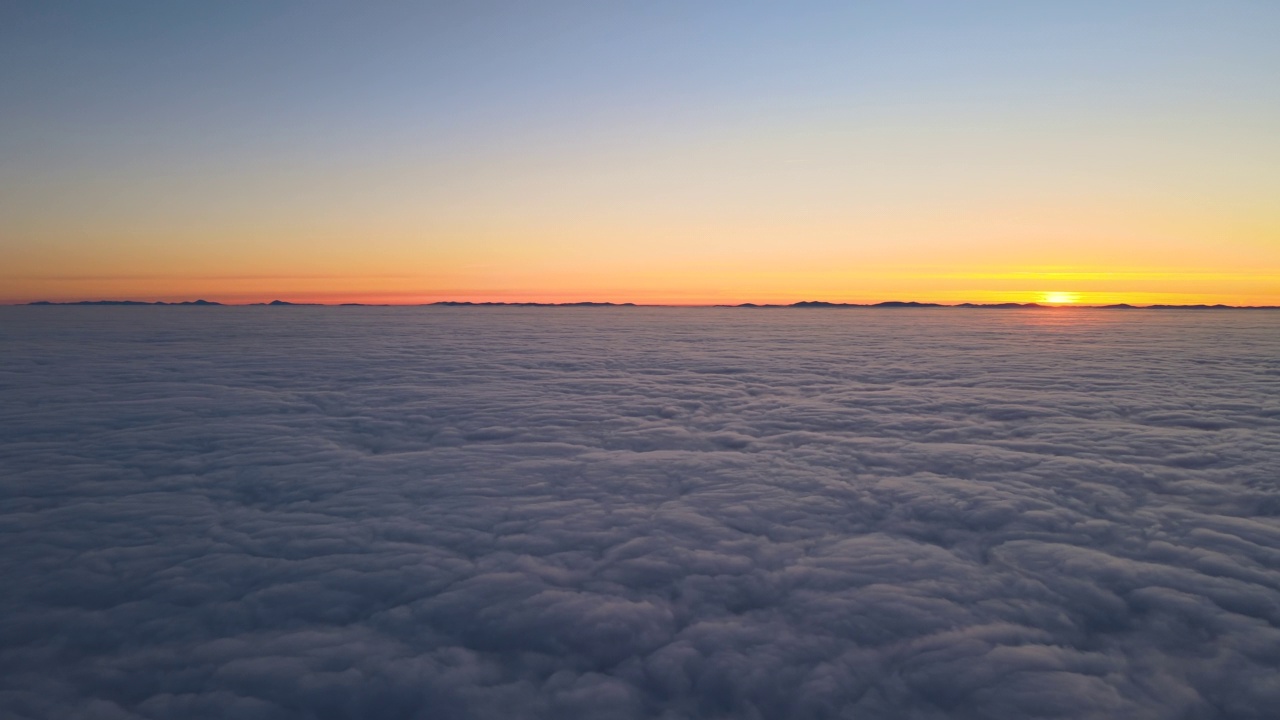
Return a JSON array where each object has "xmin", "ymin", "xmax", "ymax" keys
[{"xmin": 2, "ymin": 307, "xmax": 1279, "ymax": 719}]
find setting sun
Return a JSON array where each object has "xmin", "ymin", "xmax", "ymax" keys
[{"xmin": 1042, "ymin": 292, "xmax": 1081, "ymax": 305}]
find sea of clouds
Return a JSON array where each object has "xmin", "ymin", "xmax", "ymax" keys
[{"xmin": 2, "ymin": 306, "xmax": 1279, "ymax": 719}]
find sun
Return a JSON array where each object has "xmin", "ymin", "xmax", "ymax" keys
[{"xmin": 1042, "ymin": 291, "xmax": 1080, "ymax": 305}]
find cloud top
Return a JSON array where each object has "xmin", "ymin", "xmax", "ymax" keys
[{"xmin": 2, "ymin": 307, "xmax": 1279, "ymax": 719}]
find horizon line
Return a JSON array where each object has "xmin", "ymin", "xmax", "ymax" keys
[{"xmin": 13, "ymin": 299, "xmax": 1280, "ymax": 310}]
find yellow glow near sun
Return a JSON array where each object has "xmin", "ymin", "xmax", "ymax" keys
[{"xmin": 1042, "ymin": 291, "xmax": 1080, "ymax": 305}]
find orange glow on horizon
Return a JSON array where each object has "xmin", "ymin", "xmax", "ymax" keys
[
  {"xmin": 4, "ymin": 230, "xmax": 1277, "ymax": 308},
  {"xmin": 6, "ymin": 284, "xmax": 1278, "ymax": 307}
]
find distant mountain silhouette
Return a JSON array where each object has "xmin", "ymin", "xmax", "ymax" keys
[
  {"xmin": 782, "ymin": 300, "xmax": 945, "ymax": 308},
  {"xmin": 1148, "ymin": 304, "xmax": 1232, "ymax": 309},
  {"xmin": 955, "ymin": 302, "xmax": 1045, "ymax": 309},
  {"xmin": 21, "ymin": 299, "xmax": 1279, "ymax": 309},
  {"xmin": 27, "ymin": 299, "xmax": 222, "ymax": 306}
]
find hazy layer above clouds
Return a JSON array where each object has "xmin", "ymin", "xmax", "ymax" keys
[{"xmin": 2, "ymin": 307, "xmax": 1279, "ymax": 719}]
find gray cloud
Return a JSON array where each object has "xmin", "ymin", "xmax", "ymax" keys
[{"xmin": 2, "ymin": 307, "xmax": 1279, "ymax": 719}]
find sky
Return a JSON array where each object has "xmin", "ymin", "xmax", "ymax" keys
[{"xmin": 2, "ymin": 0, "xmax": 1278, "ymax": 305}]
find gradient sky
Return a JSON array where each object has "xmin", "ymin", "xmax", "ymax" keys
[{"xmin": 2, "ymin": 1, "xmax": 1278, "ymax": 305}]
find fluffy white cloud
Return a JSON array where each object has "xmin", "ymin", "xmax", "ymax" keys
[{"xmin": 2, "ymin": 307, "xmax": 1279, "ymax": 719}]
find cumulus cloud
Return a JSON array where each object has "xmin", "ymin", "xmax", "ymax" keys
[{"xmin": 2, "ymin": 306, "xmax": 1279, "ymax": 719}]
